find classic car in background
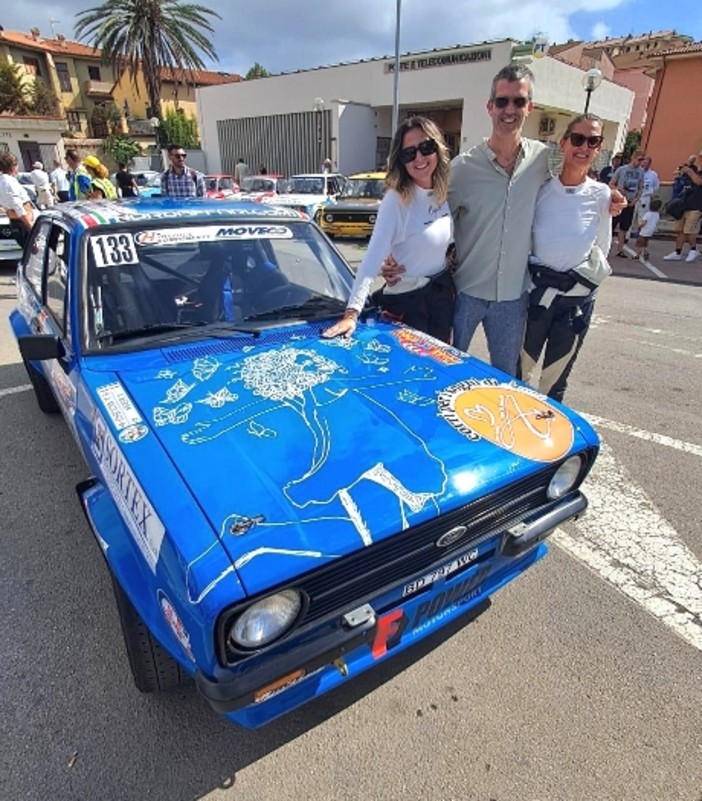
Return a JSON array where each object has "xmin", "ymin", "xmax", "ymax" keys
[
  {"xmin": 262, "ymin": 173, "xmax": 346, "ymax": 221},
  {"xmin": 0, "ymin": 212, "xmax": 23, "ymax": 264},
  {"xmin": 234, "ymin": 174, "xmax": 287, "ymax": 202},
  {"xmin": 10, "ymin": 197, "xmax": 598, "ymax": 729},
  {"xmin": 204, "ymin": 174, "xmax": 239, "ymax": 199},
  {"xmin": 136, "ymin": 171, "xmax": 164, "ymax": 199},
  {"xmin": 320, "ymin": 171, "xmax": 386, "ymax": 238}
]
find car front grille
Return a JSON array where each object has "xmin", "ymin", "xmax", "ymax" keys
[
  {"xmin": 326, "ymin": 213, "xmax": 373, "ymax": 223},
  {"xmin": 220, "ymin": 451, "xmax": 595, "ymax": 663}
]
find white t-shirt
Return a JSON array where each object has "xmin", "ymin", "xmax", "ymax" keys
[
  {"xmin": 29, "ymin": 168, "xmax": 51, "ymax": 190},
  {"xmin": 638, "ymin": 210, "xmax": 660, "ymax": 238},
  {"xmin": 531, "ymin": 176, "xmax": 611, "ymax": 272},
  {"xmin": 642, "ymin": 169, "xmax": 660, "ymax": 198},
  {"xmin": 347, "ymin": 186, "xmax": 452, "ymax": 311}
]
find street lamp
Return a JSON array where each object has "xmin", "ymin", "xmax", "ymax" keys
[
  {"xmin": 582, "ymin": 67, "xmax": 602, "ymax": 114},
  {"xmin": 313, "ymin": 97, "xmax": 324, "ymax": 171}
]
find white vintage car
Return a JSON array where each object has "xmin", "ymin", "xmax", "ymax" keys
[{"xmin": 262, "ymin": 173, "xmax": 346, "ymax": 222}]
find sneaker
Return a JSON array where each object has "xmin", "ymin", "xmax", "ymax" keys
[
  {"xmin": 685, "ymin": 249, "xmax": 699, "ymax": 263},
  {"xmin": 643, "ymin": 251, "xmax": 650, "ymax": 261},
  {"xmin": 663, "ymin": 251, "xmax": 682, "ymax": 261},
  {"xmin": 616, "ymin": 251, "xmax": 628, "ymax": 258}
]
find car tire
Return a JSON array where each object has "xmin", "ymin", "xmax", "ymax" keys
[
  {"xmin": 23, "ymin": 358, "xmax": 59, "ymax": 414},
  {"xmin": 111, "ymin": 575, "xmax": 189, "ymax": 693}
]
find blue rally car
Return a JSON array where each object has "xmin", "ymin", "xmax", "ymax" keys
[{"xmin": 10, "ymin": 198, "xmax": 599, "ymax": 729}]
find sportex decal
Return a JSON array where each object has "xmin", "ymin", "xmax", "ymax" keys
[
  {"xmin": 392, "ymin": 329, "xmax": 465, "ymax": 366},
  {"xmin": 438, "ymin": 379, "xmax": 574, "ymax": 462}
]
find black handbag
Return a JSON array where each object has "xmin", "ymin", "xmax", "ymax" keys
[{"xmin": 665, "ymin": 195, "xmax": 686, "ymax": 220}]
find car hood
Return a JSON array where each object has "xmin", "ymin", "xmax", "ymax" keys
[
  {"xmin": 115, "ymin": 323, "xmax": 594, "ymax": 596},
  {"xmin": 329, "ymin": 199, "xmax": 381, "ymax": 212}
]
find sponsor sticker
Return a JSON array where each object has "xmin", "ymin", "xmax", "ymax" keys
[
  {"xmin": 119, "ymin": 423, "xmax": 149, "ymax": 444},
  {"xmin": 97, "ymin": 382, "xmax": 142, "ymax": 431},
  {"xmin": 133, "ymin": 224, "xmax": 293, "ymax": 247},
  {"xmin": 158, "ymin": 591, "xmax": 194, "ymax": 661},
  {"xmin": 402, "ymin": 549, "xmax": 479, "ymax": 597},
  {"xmin": 438, "ymin": 379, "xmax": 574, "ymax": 462},
  {"xmin": 91, "ymin": 413, "xmax": 165, "ymax": 573},
  {"xmin": 90, "ymin": 233, "xmax": 138, "ymax": 267},
  {"xmin": 392, "ymin": 329, "xmax": 464, "ymax": 365}
]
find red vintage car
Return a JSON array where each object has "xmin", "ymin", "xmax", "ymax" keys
[{"xmin": 204, "ymin": 174, "xmax": 239, "ymax": 199}]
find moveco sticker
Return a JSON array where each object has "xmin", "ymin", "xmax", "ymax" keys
[
  {"xmin": 438, "ymin": 379, "xmax": 574, "ymax": 462},
  {"xmin": 134, "ymin": 224, "xmax": 293, "ymax": 247}
]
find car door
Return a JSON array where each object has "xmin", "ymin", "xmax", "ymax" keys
[{"xmin": 20, "ymin": 219, "xmax": 79, "ymax": 423}]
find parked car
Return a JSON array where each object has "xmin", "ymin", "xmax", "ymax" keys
[
  {"xmin": 110, "ymin": 170, "xmax": 161, "ymax": 196},
  {"xmin": 0, "ymin": 212, "xmax": 23, "ymax": 264},
  {"xmin": 204, "ymin": 174, "xmax": 238, "ymax": 199},
  {"xmin": 235, "ymin": 174, "xmax": 286, "ymax": 202},
  {"xmin": 262, "ymin": 173, "xmax": 346, "ymax": 221},
  {"xmin": 17, "ymin": 173, "xmax": 38, "ymax": 204},
  {"xmin": 137, "ymin": 171, "xmax": 163, "ymax": 199},
  {"xmin": 10, "ymin": 197, "xmax": 599, "ymax": 730},
  {"xmin": 320, "ymin": 171, "xmax": 386, "ymax": 238}
]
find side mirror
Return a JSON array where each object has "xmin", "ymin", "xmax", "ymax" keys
[{"xmin": 18, "ymin": 334, "xmax": 65, "ymax": 361}]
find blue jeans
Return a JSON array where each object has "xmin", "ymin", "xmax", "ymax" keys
[{"xmin": 453, "ymin": 291, "xmax": 528, "ymax": 376}]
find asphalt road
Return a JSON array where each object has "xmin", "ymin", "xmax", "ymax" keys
[{"xmin": 0, "ymin": 258, "xmax": 700, "ymax": 801}]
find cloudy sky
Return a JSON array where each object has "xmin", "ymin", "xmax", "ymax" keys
[{"xmin": 2, "ymin": 0, "xmax": 700, "ymax": 76}]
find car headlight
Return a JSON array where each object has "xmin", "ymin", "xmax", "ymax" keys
[
  {"xmin": 325, "ymin": 213, "xmax": 334, "ymax": 223},
  {"xmin": 547, "ymin": 455, "xmax": 583, "ymax": 500},
  {"xmin": 228, "ymin": 590, "xmax": 302, "ymax": 650},
  {"xmin": 368, "ymin": 214, "xmax": 377, "ymax": 223}
]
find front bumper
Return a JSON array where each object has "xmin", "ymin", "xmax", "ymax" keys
[
  {"xmin": 196, "ymin": 491, "xmax": 587, "ymax": 727},
  {"xmin": 321, "ymin": 220, "xmax": 374, "ymax": 238}
]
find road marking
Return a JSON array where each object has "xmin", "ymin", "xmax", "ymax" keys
[
  {"xmin": 622, "ymin": 245, "xmax": 668, "ymax": 278},
  {"xmin": 632, "ymin": 339, "xmax": 702, "ymax": 359},
  {"xmin": 583, "ymin": 413, "xmax": 702, "ymax": 458},
  {"xmin": 0, "ymin": 384, "xmax": 32, "ymax": 399},
  {"xmin": 555, "ymin": 442, "xmax": 702, "ymax": 652}
]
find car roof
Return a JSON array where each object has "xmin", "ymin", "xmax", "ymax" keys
[
  {"xmin": 290, "ymin": 173, "xmax": 344, "ymax": 179},
  {"xmin": 205, "ymin": 174, "xmax": 234, "ymax": 178},
  {"xmin": 348, "ymin": 172, "xmax": 386, "ymax": 180},
  {"xmin": 46, "ymin": 197, "xmax": 307, "ymax": 230},
  {"xmin": 245, "ymin": 173, "xmax": 284, "ymax": 180}
]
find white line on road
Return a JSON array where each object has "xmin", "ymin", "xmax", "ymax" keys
[
  {"xmin": 583, "ymin": 413, "xmax": 702, "ymax": 458},
  {"xmin": 622, "ymin": 245, "xmax": 668, "ymax": 278},
  {"xmin": 0, "ymin": 384, "xmax": 31, "ymax": 399},
  {"xmin": 555, "ymin": 442, "xmax": 702, "ymax": 652},
  {"xmin": 632, "ymin": 339, "xmax": 702, "ymax": 359}
]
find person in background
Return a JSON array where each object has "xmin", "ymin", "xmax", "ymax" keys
[
  {"xmin": 518, "ymin": 114, "xmax": 611, "ymax": 402},
  {"xmin": 50, "ymin": 159, "xmax": 70, "ymax": 202},
  {"xmin": 671, "ymin": 155, "xmax": 697, "ymax": 199},
  {"xmin": 321, "ymin": 158, "xmax": 333, "ymax": 173},
  {"xmin": 65, "ymin": 150, "xmax": 92, "ymax": 201},
  {"xmin": 598, "ymin": 152, "xmax": 622, "ymax": 184},
  {"xmin": 29, "ymin": 161, "xmax": 54, "ymax": 209},
  {"xmin": 160, "ymin": 144, "xmax": 205, "ymax": 198},
  {"xmin": 639, "ymin": 156, "xmax": 660, "ymax": 214},
  {"xmin": 257, "ymin": 162, "xmax": 268, "ymax": 175},
  {"xmin": 0, "ymin": 151, "xmax": 35, "ymax": 248},
  {"xmin": 115, "ymin": 163, "xmax": 139, "ymax": 197},
  {"xmin": 86, "ymin": 160, "xmax": 117, "ymax": 199},
  {"xmin": 634, "ymin": 196, "xmax": 661, "ymax": 262},
  {"xmin": 322, "ymin": 116, "xmax": 454, "ymax": 342},
  {"xmin": 609, "ymin": 150, "xmax": 644, "ymax": 257},
  {"xmin": 234, "ymin": 158, "xmax": 249, "ymax": 184},
  {"xmin": 664, "ymin": 151, "xmax": 702, "ymax": 263}
]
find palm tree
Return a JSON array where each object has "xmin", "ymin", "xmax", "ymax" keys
[{"xmin": 75, "ymin": 0, "xmax": 221, "ymax": 139}]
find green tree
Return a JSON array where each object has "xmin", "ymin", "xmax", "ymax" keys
[
  {"xmin": 245, "ymin": 62, "xmax": 269, "ymax": 80},
  {"xmin": 0, "ymin": 62, "xmax": 29, "ymax": 114},
  {"xmin": 622, "ymin": 130, "xmax": 642, "ymax": 164},
  {"xmin": 27, "ymin": 77, "xmax": 60, "ymax": 116},
  {"xmin": 74, "ymin": 0, "xmax": 221, "ymax": 144},
  {"xmin": 101, "ymin": 134, "xmax": 142, "ymax": 165},
  {"xmin": 161, "ymin": 108, "xmax": 199, "ymax": 149}
]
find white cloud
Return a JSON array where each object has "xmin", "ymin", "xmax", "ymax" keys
[{"xmin": 591, "ymin": 22, "xmax": 612, "ymax": 40}]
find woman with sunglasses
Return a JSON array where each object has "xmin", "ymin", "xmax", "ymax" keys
[
  {"xmin": 518, "ymin": 113, "xmax": 611, "ymax": 402},
  {"xmin": 323, "ymin": 116, "xmax": 454, "ymax": 342}
]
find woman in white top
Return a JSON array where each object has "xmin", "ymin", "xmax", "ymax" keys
[
  {"xmin": 323, "ymin": 116, "xmax": 454, "ymax": 342},
  {"xmin": 518, "ymin": 114, "xmax": 611, "ymax": 402}
]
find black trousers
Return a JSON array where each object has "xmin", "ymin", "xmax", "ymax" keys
[
  {"xmin": 374, "ymin": 269, "xmax": 455, "ymax": 343},
  {"xmin": 9, "ymin": 219, "xmax": 31, "ymax": 250},
  {"xmin": 518, "ymin": 291, "xmax": 595, "ymax": 402}
]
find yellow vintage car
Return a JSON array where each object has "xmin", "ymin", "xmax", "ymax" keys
[{"xmin": 320, "ymin": 171, "xmax": 386, "ymax": 238}]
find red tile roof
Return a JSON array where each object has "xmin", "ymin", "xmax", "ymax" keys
[
  {"xmin": 161, "ymin": 67, "xmax": 242, "ymax": 85},
  {"xmin": 654, "ymin": 42, "xmax": 702, "ymax": 57}
]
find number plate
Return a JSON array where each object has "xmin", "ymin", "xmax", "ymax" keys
[{"xmin": 402, "ymin": 549, "xmax": 479, "ymax": 597}]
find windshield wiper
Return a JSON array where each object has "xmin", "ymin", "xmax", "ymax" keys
[
  {"xmin": 97, "ymin": 320, "xmax": 260, "ymax": 343},
  {"xmin": 244, "ymin": 296, "xmax": 348, "ymax": 322},
  {"xmin": 96, "ymin": 322, "xmax": 206, "ymax": 342}
]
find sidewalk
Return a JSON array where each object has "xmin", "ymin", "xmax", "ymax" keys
[{"xmin": 609, "ymin": 232, "xmax": 702, "ymax": 286}]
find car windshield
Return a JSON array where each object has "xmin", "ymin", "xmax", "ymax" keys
[
  {"xmin": 286, "ymin": 177, "xmax": 325, "ymax": 195},
  {"xmin": 340, "ymin": 178, "xmax": 385, "ymax": 200},
  {"xmin": 242, "ymin": 177, "xmax": 277, "ymax": 193},
  {"xmin": 83, "ymin": 219, "xmax": 353, "ymax": 350},
  {"xmin": 135, "ymin": 172, "xmax": 158, "ymax": 187},
  {"xmin": 144, "ymin": 173, "xmax": 162, "ymax": 187},
  {"xmin": 218, "ymin": 177, "xmax": 235, "ymax": 190}
]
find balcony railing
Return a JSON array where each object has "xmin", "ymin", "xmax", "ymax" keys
[
  {"xmin": 83, "ymin": 80, "xmax": 114, "ymax": 98},
  {"xmin": 127, "ymin": 119, "xmax": 158, "ymax": 136}
]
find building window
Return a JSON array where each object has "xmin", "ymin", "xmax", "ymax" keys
[
  {"xmin": 56, "ymin": 63, "xmax": 72, "ymax": 92},
  {"xmin": 67, "ymin": 111, "xmax": 82, "ymax": 133},
  {"xmin": 23, "ymin": 56, "xmax": 41, "ymax": 77},
  {"xmin": 88, "ymin": 65, "xmax": 101, "ymax": 81}
]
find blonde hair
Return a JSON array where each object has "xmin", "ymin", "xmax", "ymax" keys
[
  {"xmin": 385, "ymin": 116, "xmax": 450, "ymax": 204},
  {"xmin": 95, "ymin": 163, "xmax": 110, "ymax": 179}
]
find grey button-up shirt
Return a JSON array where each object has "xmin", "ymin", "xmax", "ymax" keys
[{"xmin": 448, "ymin": 138, "xmax": 551, "ymax": 301}]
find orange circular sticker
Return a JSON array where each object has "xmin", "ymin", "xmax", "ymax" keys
[{"xmin": 438, "ymin": 381, "xmax": 574, "ymax": 462}]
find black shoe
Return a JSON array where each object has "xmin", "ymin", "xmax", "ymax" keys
[{"xmin": 616, "ymin": 251, "xmax": 627, "ymax": 258}]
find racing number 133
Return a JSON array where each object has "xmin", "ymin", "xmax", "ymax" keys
[{"xmin": 90, "ymin": 234, "xmax": 138, "ymax": 267}]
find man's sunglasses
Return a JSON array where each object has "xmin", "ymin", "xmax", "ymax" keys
[
  {"xmin": 172, "ymin": 153, "xmax": 187, "ymax": 159},
  {"xmin": 493, "ymin": 96, "xmax": 529, "ymax": 109},
  {"xmin": 566, "ymin": 133, "xmax": 604, "ymax": 148},
  {"xmin": 399, "ymin": 138, "xmax": 438, "ymax": 164}
]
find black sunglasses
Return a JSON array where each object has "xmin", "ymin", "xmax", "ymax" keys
[
  {"xmin": 566, "ymin": 133, "xmax": 604, "ymax": 148},
  {"xmin": 493, "ymin": 96, "xmax": 529, "ymax": 109},
  {"xmin": 172, "ymin": 152, "xmax": 187, "ymax": 159},
  {"xmin": 399, "ymin": 138, "xmax": 438, "ymax": 164}
]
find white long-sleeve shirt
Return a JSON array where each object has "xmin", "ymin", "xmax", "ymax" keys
[
  {"xmin": 0, "ymin": 172, "xmax": 33, "ymax": 217},
  {"xmin": 531, "ymin": 176, "xmax": 611, "ymax": 272},
  {"xmin": 347, "ymin": 186, "xmax": 452, "ymax": 312}
]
